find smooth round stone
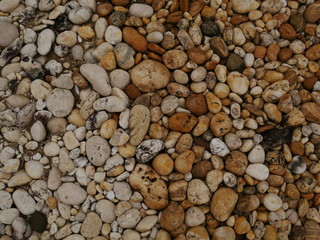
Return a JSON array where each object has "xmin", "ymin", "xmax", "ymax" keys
[
  {"xmin": 185, "ymin": 207, "xmax": 205, "ymax": 227},
  {"xmin": 187, "ymin": 179, "xmax": 211, "ymax": 205},
  {"xmin": 25, "ymin": 161, "xmax": 44, "ymax": 179},
  {"xmin": 288, "ymin": 156, "xmax": 307, "ymax": 175},
  {"xmin": 80, "ymin": 64, "xmax": 111, "ymax": 96},
  {"xmin": 0, "ymin": 20, "xmax": 19, "ymax": 48},
  {"xmin": 0, "ymin": 0, "xmax": 19, "ymax": 12},
  {"xmin": 114, "ymin": 43, "xmax": 135, "ymax": 70},
  {"xmin": 263, "ymin": 193, "xmax": 283, "ymax": 211},
  {"xmin": 227, "ymin": 72, "xmax": 249, "ymax": 95},
  {"xmin": 68, "ymin": 7, "xmax": 92, "ymax": 24},
  {"xmin": 246, "ymin": 163, "xmax": 269, "ymax": 181},
  {"xmin": 80, "ymin": 212, "xmax": 102, "ymax": 238},
  {"xmin": 30, "ymin": 121, "xmax": 46, "ymax": 142},
  {"xmin": 147, "ymin": 32, "xmax": 163, "ymax": 43},
  {"xmin": 248, "ymin": 145, "xmax": 265, "ymax": 163},
  {"xmin": 117, "ymin": 209, "xmax": 141, "ymax": 228},
  {"xmin": 109, "ymin": 69, "xmax": 130, "ymax": 89},
  {"xmin": 0, "ymin": 190, "xmax": 12, "ymax": 210},
  {"xmin": 136, "ymin": 215, "xmax": 158, "ymax": 232},
  {"xmin": 213, "ymin": 226, "xmax": 236, "ymax": 240},
  {"xmin": 57, "ymin": 183, "xmax": 87, "ymax": 205},
  {"xmin": 105, "ymin": 25, "xmax": 122, "ymax": 45},
  {"xmin": 12, "ymin": 189, "xmax": 36, "ymax": 215},
  {"xmin": 86, "ymin": 136, "xmax": 110, "ymax": 166},
  {"xmin": 129, "ymin": 3, "xmax": 154, "ymax": 18},
  {"xmin": 46, "ymin": 88, "xmax": 74, "ymax": 117},
  {"xmin": 96, "ymin": 199, "xmax": 115, "ymax": 223},
  {"xmin": 136, "ymin": 139, "xmax": 165, "ymax": 163},
  {"xmin": 130, "ymin": 60, "xmax": 170, "ymax": 92},
  {"xmin": 37, "ymin": 29, "xmax": 55, "ymax": 56}
]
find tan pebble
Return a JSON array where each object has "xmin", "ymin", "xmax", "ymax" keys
[
  {"xmin": 264, "ymin": 103, "xmax": 282, "ymax": 123},
  {"xmin": 100, "ymin": 52, "xmax": 116, "ymax": 71},
  {"xmin": 77, "ymin": 26, "xmax": 95, "ymax": 40},
  {"xmin": 234, "ymin": 216, "xmax": 251, "ymax": 235},
  {"xmin": 306, "ymin": 44, "xmax": 320, "ymax": 61},
  {"xmin": 267, "ymin": 43, "xmax": 280, "ymax": 61},
  {"xmin": 264, "ymin": 70, "xmax": 284, "ymax": 83},
  {"xmin": 175, "ymin": 150, "xmax": 195, "ymax": 174},
  {"xmin": 192, "ymin": 115, "xmax": 210, "ymax": 137},
  {"xmin": 301, "ymin": 102, "xmax": 320, "ymax": 124},
  {"xmin": 210, "ymin": 112, "xmax": 232, "ymax": 137},
  {"xmin": 212, "ymin": 226, "xmax": 236, "ymax": 240},
  {"xmin": 168, "ymin": 180, "xmax": 188, "ymax": 201},
  {"xmin": 162, "ymin": 49, "xmax": 188, "ymax": 69},
  {"xmin": 118, "ymin": 143, "xmax": 136, "ymax": 158},
  {"xmin": 67, "ymin": 109, "xmax": 86, "ymax": 127},
  {"xmin": 100, "ymin": 119, "xmax": 117, "ymax": 139},
  {"xmin": 211, "ymin": 188, "xmax": 238, "ymax": 222},
  {"xmin": 186, "ymin": 226, "xmax": 210, "ymax": 240},
  {"xmin": 205, "ymin": 92, "xmax": 222, "ymax": 113},
  {"xmin": 175, "ymin": 133, "xmax": 193, "ymax": 153},
  {"xmin": 161, "ymin": 204, "xmax": 185, "ymax": 236},
  {"xmin": 225, "ymin": 150, "xmax": 248, "ymax": 176},
  {"xmin": 152, "ymin": 153, "xmax": 174, "ymax": 176},
  {"xmin": 263, "ymin": 225, "xmax": 278, "ymax": 240},
  {"xmin": 213, "ymin": 83, "xmax": 230, "ymax": 99},
  {"xmin": 46, "ymin": 197, "xmax": 57, "ymax": 210}
]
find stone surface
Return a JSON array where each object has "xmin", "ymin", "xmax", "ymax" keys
[
  {"xmin": 12, "ymin": 189, "xmax": 36, "ymax": 215},
  {"xmin": 136, "ymin": 139, "xmax": 164, "ymax": 163},
  {"xmin": 131, "ymin": 60, "xmax": 170, "ymax": 92},
  {"xmin": 211, "ymin": 188, "xmax": 238, "ymax": 222},
  {"xmin": 57, "ymin": 183, "xmax": 87, "ymax": 205},
  {"xmin": 86, "ymin": 136, "xmax": 110, "ymax": 166},
  {"xmin": 0, "ymin": 20, "xmax": 19, "ymax": 48}
]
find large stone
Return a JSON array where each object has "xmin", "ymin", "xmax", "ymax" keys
[
  {"xmin": 57, "ymin": 183, "xmax": 87, "ymax": 205},
  {"xmin": 130, "ymin": 60, "xmax": 170, "ymax": 92},
  {"xmin": 0, "ymin": 20, "xmax": 19, "ymax": 48},
  {"xmin": 210, "ymin": 188, "xmax": 238, "ymax": 222},
  {"xmin": 129, "ymin": 164, "xmax": 168, "ymax": 210},
  {"xmin": 86, "ymin": 136, "xmax": 110, "ymax": 166}
]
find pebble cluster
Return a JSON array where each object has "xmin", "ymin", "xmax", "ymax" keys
[{"xmin": 1, "ymin": 0, "xmax": 320, "ymax": 240}]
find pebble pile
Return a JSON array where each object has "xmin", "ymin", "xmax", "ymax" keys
[{"xmin": 1, "ymin": 0, "xmax": 320, "ymax": 240}]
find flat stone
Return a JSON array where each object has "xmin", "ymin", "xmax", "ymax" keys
[
  {"xmin": 211, "ymin": 188, "xmax": 238, "ymax": 222},
  {"xmin": 46, "ymin": 88, "xmax": 74, "ymax": 117},
  {"xmin": 246, "ymin": 163, "xmax": 269, "ymax": 181},
  {"xmin": 57, "ymin": 183, "xmax": 87, "ymax": 205},
  {"xmin": 80, "ymin": 213, "xmax": 102, "ymax": 238},
  {"xmin": 86, "ymin": 136, "xmax": 110, "ymax": 166},
  {"xmin": 0, "ymin": 20, "xmax": 19, "ymax": 48},
  {"xmin": 12, "ymin": 189, "xmax": 36, "ymax": 215},
  {"xmin": 129, "ymin": 105, "xmax": 150, "ymax": 146}
]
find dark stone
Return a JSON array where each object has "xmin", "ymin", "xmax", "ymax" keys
[
  {"xmin": 290, "ymin": 13, "xmax": 306, "ymax": 33},
  {"xmin": 290, "ymin": 226, "xmax": 305, "ymax": 240},
  {"xmin": 191, "ymin": 161, "xmax": 213, "ymax": 180},
  {"xmin": 200, "ymin": 20, "xmax": 220, "ymax": 37},
  {"xmin": 261, "ymin": 128, "xmax": 292, "ymax": 150},
  {"xmin": 226, "ymin": 53, "xmax": 245, "ymax": 72},
  {"xmin": 109, "ymin": 11, "xmax": 126, "ymax": 27},
  {"xmin": 53, "ymin": 15, "xmax": 73, "ymax": 32},
  {"xmin": 29, "ymin": 212, "xmax": 47, "ymax": 233}
]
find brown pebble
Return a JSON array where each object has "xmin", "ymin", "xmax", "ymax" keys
[
  {"xmin": 166, "ymin": 11, "xmax": 183, "ymax": 23},
  {"xmin": 122, "ymin": 27, "xmax": 148, "ymax": 52},
  {"xmin": 125, "ymin": 84, "xmax": 141, "ymax": 99},
  {"xmin": 168, "ymin": 112, "xmax": 198, "ymax": 133},
  {"xmin": 97, "ymin": 3, "xmax": 113, "ymax": 16},
  {"xmin": 185, "ymin": 94, "xmax": 208, "ymax": 116},
  {"xmin": 279, "ymin": 24, "xmax": 297, "ymax": 41}
]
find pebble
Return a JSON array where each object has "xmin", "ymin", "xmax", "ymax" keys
[
  {"xmin": 160, "ymin": 202, "xmax": 184, "ymax": 231},
  {"xmin": 246, "ymin": 163, "xmax": 269, "ymax": 181},
  {"xmin": 227, "ymin": 72, "xmax": 249, "ymax": 95},
  {"xmin": 162, "ymin": 50, "xmax": 188, "ymax": 69},
  {"xmin": 129, "ymin": 105, "xmax": 150, "ymax": 146},
  {"xmin": 117, "ymin": 209, "xmax": 141, "ymax": 228},
  {"xmin": 12, "ymin": 189, "xmax": 36, "ymax": 215},
  {"xmin": 288, "ymin": 156, "xmax": 307, "ymax": 175},
  {"xmin": 210, "ymin": 138, "xmax": 230, "ymax": 157},
  {"xmin": 131, "ymin": 60, "xmax": 170, "ymax": 92},
  {"xmin": 136, "ymin": 139, "xmax": 164, "ymax": 163},
  {"xmin": 187, "ymin": 179, "xmax": 211, "ymax": 205},
  {"xmin": 129, "ymin": 4, "xmax": 154, "ymax": 18},
  {"xmin": 96, "ymin": 199, "xmax": 116, "ymax": 223},
  {"xmin": 248, "ymin": 145, "xmax": 265, "ymax": 163},
  {"xmin": 57, "ymin": 183, "xmax": 87, "ymax": 205},
  {"xmin": 37, "ymin": 29, "xmax": 55, "ymax": 56},
  {"xmin": 136, "ymin": 215, "xmax": 158, "ymax": 232},
  {"xmin": 80, "ymin": 213, "xmax": 102, "ymax": 238},
  {"xmin": 211, "ymin": 188, "xmax": 238, "ymax": 221},
  {"xmin": 25, "ymin": 161, "xmax": 44, "ymax": 179},
  {"xmin": 263, "ymin": 193, "xmax": 283, "ymax": 212},
  {"xmin": 0, "ymin": 20, "xmax": 19, "ymax": 48},
  {"xmin": 86, "ymin": 136, "xmax": 110, "ymax": 166},
  {"xmin": 80, "ymin": 64, "xmax": 112, "ymax": 96},
  {"xmin": 129, "ymin": 164, "xmax": 168, "ymax": 210},
  {"xmin": 46, "ymin": 88, "xmax": 74, "ymax": 117},
  {"xmin": 123, "ymin": 27, "xmax": 148, "ymax": 52},
  {"xmin": 68, "ymin": 7, "xmax": 92, "ymax": 24}
]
